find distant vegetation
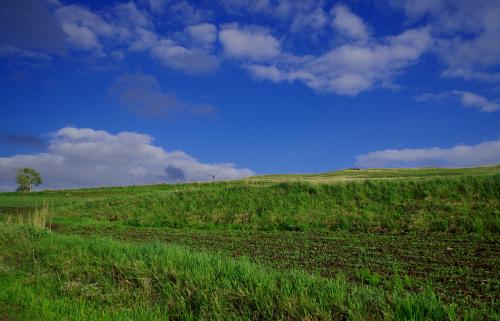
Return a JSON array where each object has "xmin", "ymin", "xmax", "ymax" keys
[
  {"xmin": 15, "ymin": 167, "xmax": 42, "ymax": 192},
  {"xmin": 0, "ymin": 166, "xmax": 499, "ymax": 320}
]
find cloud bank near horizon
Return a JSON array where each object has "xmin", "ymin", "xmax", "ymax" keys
[
  {"xmin": 0, "ymin": 127, "xmax": 254, "ymax": 191},
  {"xmin": 356, "ymin": 140, "xmax": 500, "ymax": 168}
]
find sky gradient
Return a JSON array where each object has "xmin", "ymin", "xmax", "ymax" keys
[{"xmin": 1, "ymin": 0, "xmax": 499, "ymax": 190}]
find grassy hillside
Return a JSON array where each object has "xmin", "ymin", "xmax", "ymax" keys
[
  {"xmin": 1, "ymin": 168, "xmax": 499, "ymax": 233},
  {"xmin": 0, "ymin": 166, "xmax": 499, "ymax": 320}
]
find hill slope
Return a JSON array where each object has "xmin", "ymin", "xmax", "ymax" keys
[
  {"xmin": 1, "ymin": 166, "xmax": 499, "ymax": 233},
  {"xmin": 0, "ymin": 166, "xmax": 499, "ymax": 320}
]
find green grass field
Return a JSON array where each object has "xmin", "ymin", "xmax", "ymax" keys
[{"xmin": 1, "ymin": 166, "xmax": 499, "ymax": 320}]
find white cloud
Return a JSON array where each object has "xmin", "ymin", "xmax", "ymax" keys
[
  {"xmin": 246, "ymin": 65, "xmax": 285, "ymax": 82},
  {"xmin": 356, "ymin": 140, "xmax": 500, "ymax": 168},
  {"xmin": 54, "ymin": 2, "xmax": 155, "ymax": 54},
  {"xmin": 388, "ymin": 0, "xmax": 444, "ymax": 19},
  {"xmin": 440, "ymin": 69, "xmax": 500, "ymax": 83},
  {"xmin": 147, "ymin": 0, "xmax": 168, "ymax": 13},
  {"xmin": 55, "ymin": 5, "xmax": 116, "ymax": 38},
  {"xmin": 54, "ymin": 4, "xmax": 129, "ymax": 51},
  {"xmin": 34, "ymin": 1, "xmax": 438, "ymax": 96},
  {"xmin": 0, "ymin": 45, "xmax": 52, "ymax": 61},
  {"xmin": 168, "ymin": 1, "xmax": 209, "ymax": 24},
  {"xmin": 15, "ymin": 0, "xmax": 498, "ymax": 98},
  {"xmin": 219, "ymin": 0, "xmax": 324, "ymax": 21},
  {"xmin": 389, "ymin": 0, "xmax": 500, "ymax": 83},
  {"xmin": 415, "ymin": 90, "xmax": 500, "ymax": 112},
  {"xmin": 185, "ymin": 23, "xmax": 217, "ymax": 45},
  {"xmin": 290, "ymin": 8, "xmax": 327, "ymax": 33},
  {"xmin": 331, "ymin": 4, "xmax": 369, "ymax": 40},
  {"xmin": 151, "ymin": 39, "xmax": 219, "ymax": 74},
  {"xmin": 60, "ymin": 23, "xmax": 101, "ymax": 50},
  {"xmin": 219, "ymin": 24, "xmax": 281, "ymax": 61},
  {"xmin": 453, "ymin": 91, "xmax": 500, "ymax": 112},
  {"xmin": 129, "ymin": 28, "xmax": 158, "ymax": 51},
  {"xmin": 248, "ymin": 27, "xmax": 432, "ymax": 95},
  {"xmin": 53, "ymin": 3, "xmax": 219, "ymax": 74},
  {"xmin": 114, "ymin": 2, "xmax": 152, "ymax": 28},
  {"xmin": 220, "ymin": 0, "xmax": 329, "ymax": 35},
  {"xmin": 0, "ymin": 127, "xmax": 254, "ymax": 191}
]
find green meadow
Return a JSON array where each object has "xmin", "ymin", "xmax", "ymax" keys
[{"xmin": 1, "ymin": 166, "xmax": 499, "ymax": 320}]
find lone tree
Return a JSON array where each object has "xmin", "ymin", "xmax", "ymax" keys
[{"xmin": 16, "ymin": 168, "xmax": 42, "ymax": 192}]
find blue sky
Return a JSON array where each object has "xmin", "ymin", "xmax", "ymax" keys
[{"xmin": 1, "ymin": 0, "xmax": 499, "ymax": 190}]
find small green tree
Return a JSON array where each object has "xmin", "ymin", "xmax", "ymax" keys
[{"xmin": 16, "ymin": 168, "xmax": 42, "ymax": 192}]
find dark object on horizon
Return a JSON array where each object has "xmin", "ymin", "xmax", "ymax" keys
[
  {"xmin": 346, "ymin": 167, "xmax": 361, "ymax": 170},
  {"xmin": 15, "ymin": 167, "xmax": 42, "ymax": 192},
  {"xmin": 197, "ymin": 168, "xmax": 222, "ymax": 181}
]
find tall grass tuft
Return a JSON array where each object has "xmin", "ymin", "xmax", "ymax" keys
[{"xmin": 4, "ymin": 201, "xmax": 52, "ymax": 229}]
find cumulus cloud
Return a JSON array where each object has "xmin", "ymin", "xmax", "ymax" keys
[
  {"xmin": 452, "ymin": 91, "xmax": 500, "ymax": 112},
  {"xmin": 221, "ymin": 0, "xmax": 328, "ymax": 35},
  {"xmin": 219, "ymin": 24, "xmax": 281, "ymax": 61},
  {"xmin": 151, "ymin": 39, "xmax": 219, "ymax": 74},
  {"xmin": 219, "ymin": 0, "xmax": 324, "ymax": 22},
  {"xmin": 218, "ymin": 1, "xmax": 363, "ymax": 38},
  {"xmin": 415, "ymin": 90, "xmax": 500, "ymax": 112},
  {"xmin": 128, "ymin": 28, "xmax": 158, "ymax": 51},
  {"xmin": 356, "ymin": 140, "xmax": 500, "ymax": 168},
  {"xmin": 440, "ymin": 69, "xmax": 500, "ymax": 83},
  {"xmin": 0, "ymin": 45, "xmax": 52, "ymax": 66},
  {"xmin": 114, "ymin": 2, "xmax": 152, "ymax": 28},
  {"xmin": 389, "ymin": 0, "xmax": 500, "ymax": 83},
  {"xmin": 53, "ymin": 3, "xmax": 219, "ymax": 74},
  {"xmin": 0, "ymin": 127, "xmax": 254, "ymax": 191},
  {"xmin": 54, "ymin": 2, "xmax": 156, "ymax": 53},
  {"xmin": 290, "ymin": 8, "xmax": 327, "ymax": 33},
  {"xmin": 5, "ymin": 0, "xmax": 496, "ymax": 98},
  {"xmin": 248, "ymin": 27, "xmax": 432, "ymax": 95},
  {"xmin": 61, "ymin": 23, "xmax": 101, "ymax": 50},
  {"xmin": 54, "ymin": 4, "xmax": 124, "ymax": 51},
  {"xmin": 331, "ymin": 4, "xmax": 369, "ymax": 40},
  {"xmin": 168, "ymin": 1, "xmax": 210, "ymax": 24},
  {"xmin": 146, "ymin": 0, "xmax": 168, "ymax": 13},
  {"xmin": 185, "ymin": 23, "xmax": 217, "ymax": 45}
]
